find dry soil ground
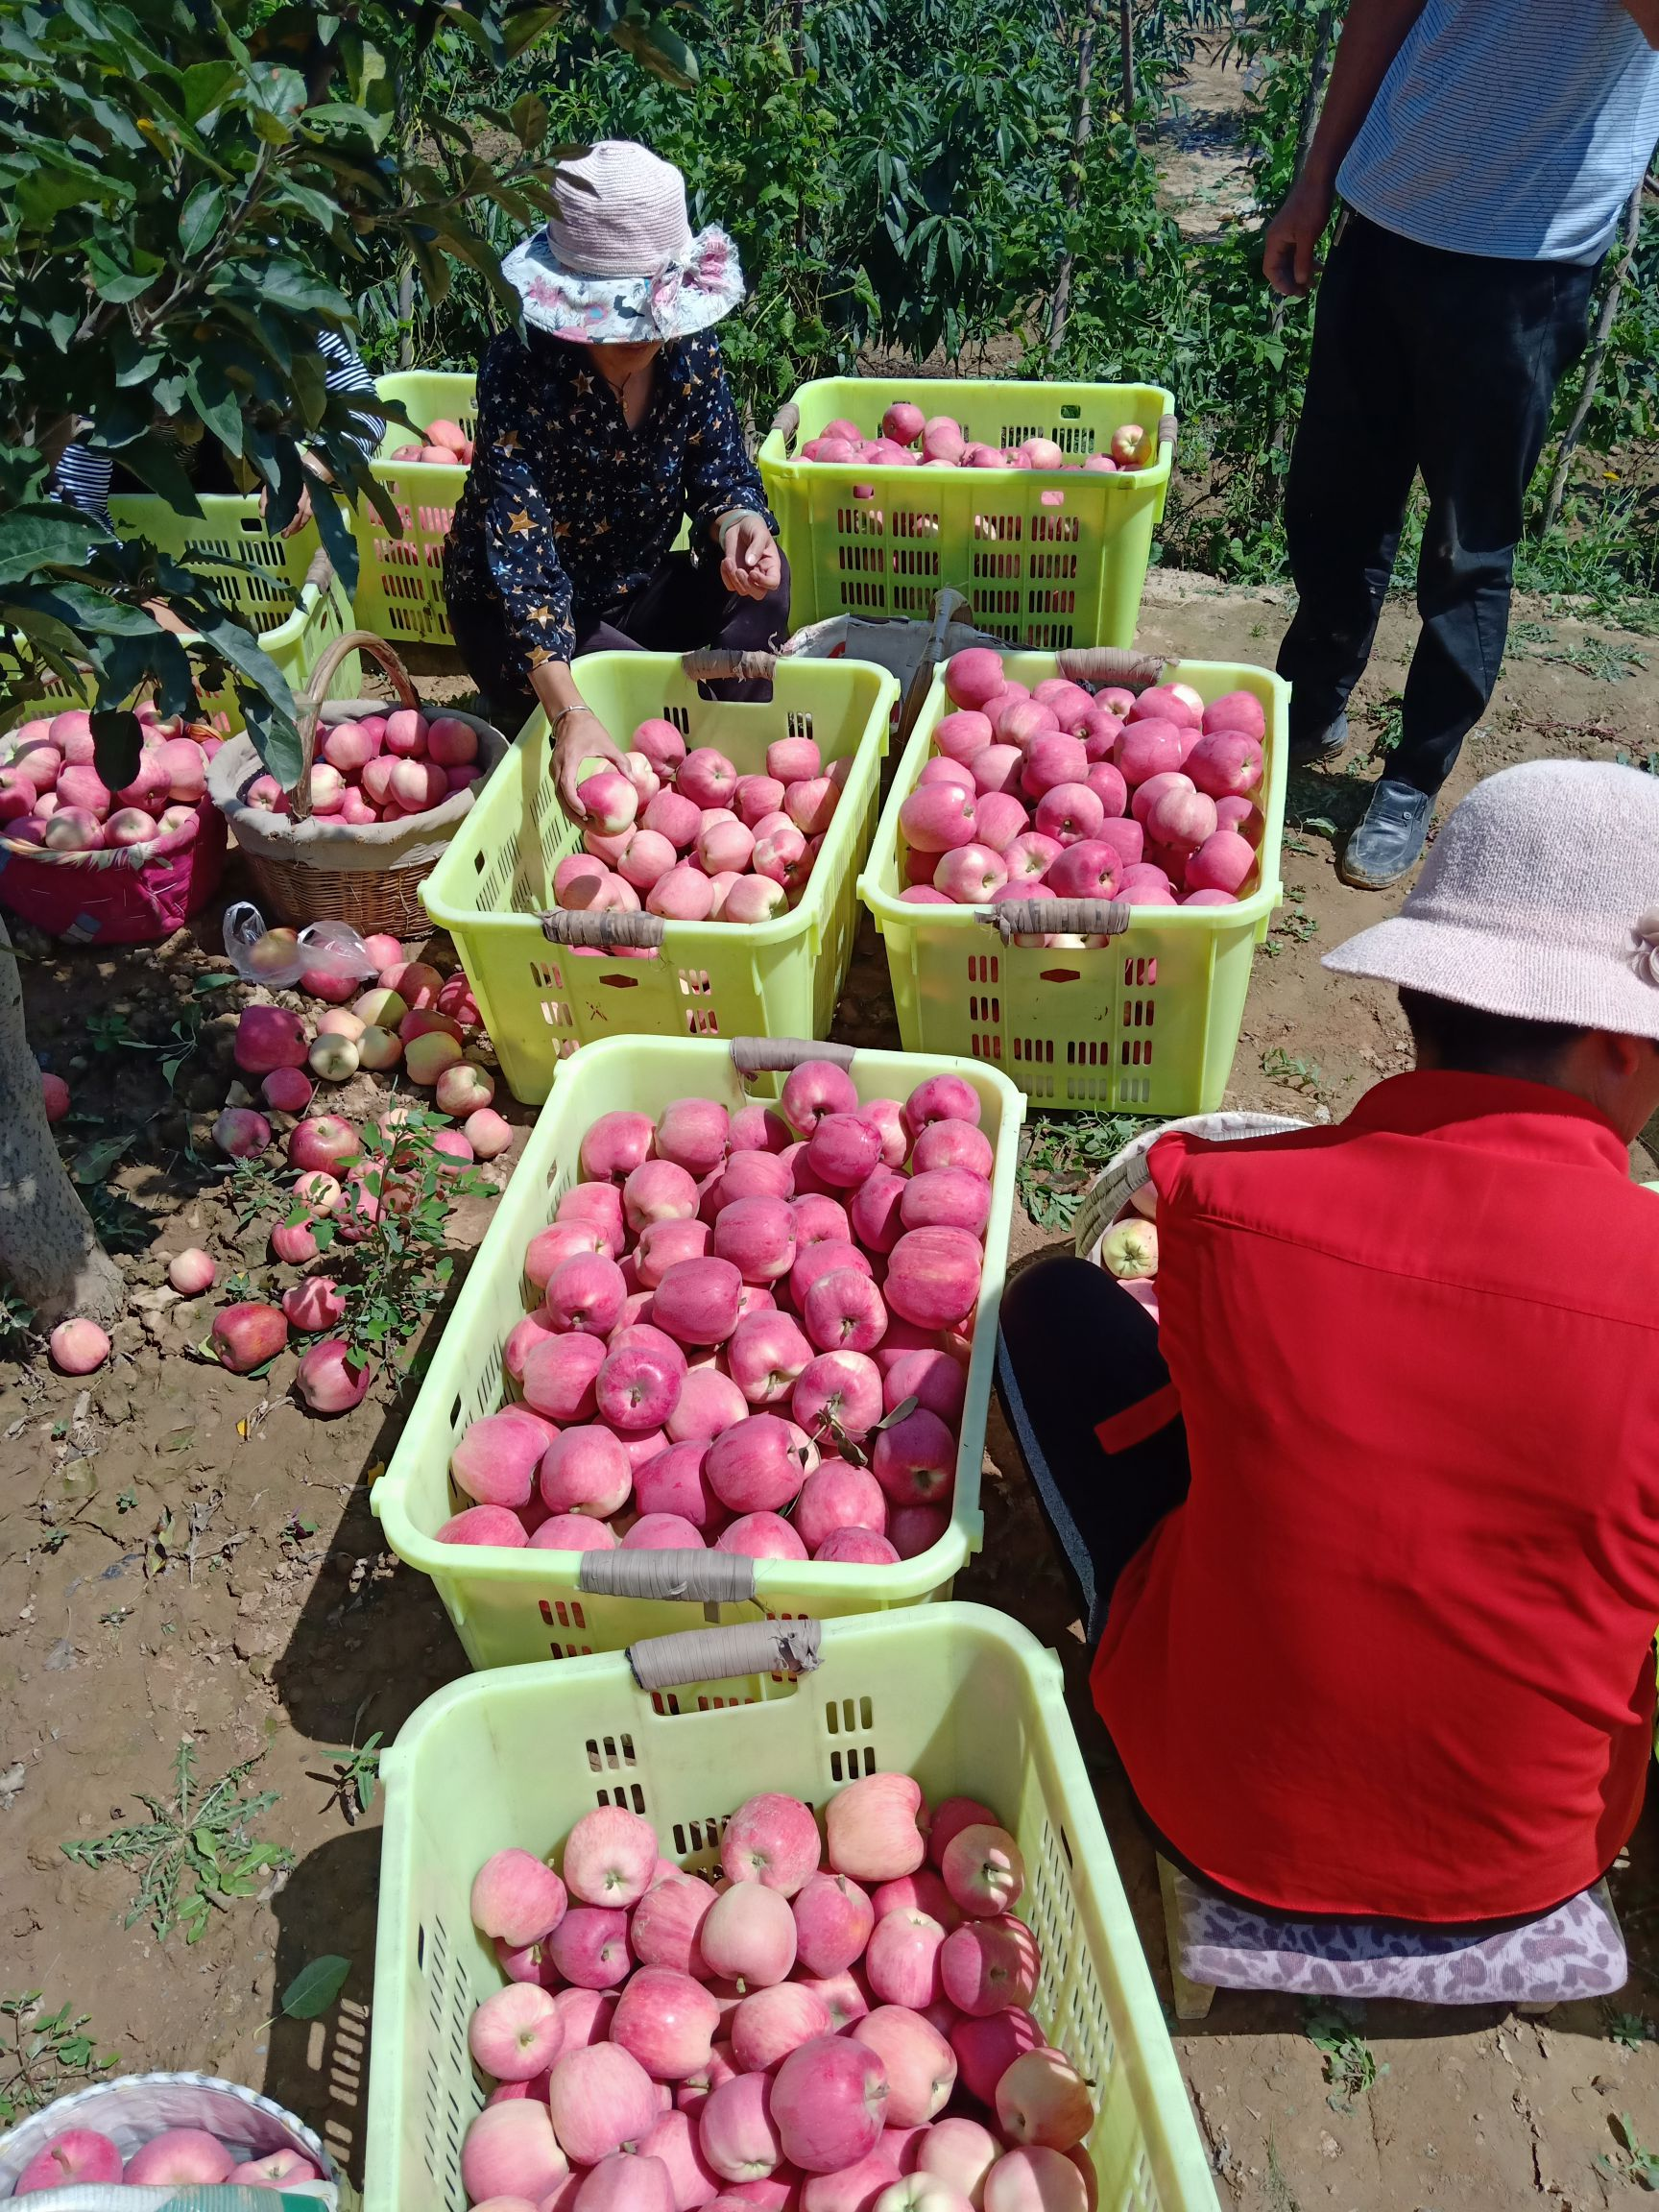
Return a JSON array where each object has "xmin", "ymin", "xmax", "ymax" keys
[
  {"xmin": 6, "ymin": 41, "xmax": 1659, "ymax": 2202},
  {"xmin": 5, "ymin": 565, "xmax": 1659, "ymax": 2212}
]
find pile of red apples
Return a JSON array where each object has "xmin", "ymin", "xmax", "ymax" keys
[
  {"xmin": 896, "ymin": 649, "xmax": 1266, "ymax": 931},
  {"xmin": 387, "ymin": 414, "xmax": 476, "ymax": 466},
  {"xmin": 459, "ymin": 1777, "xmax": 1096, "ymax": 2211},
  {"xmin": 800, "ymin": 400, "xmax": 1153, "ymax": 476},
  {"xmin": 439, "ymin": 1061, "xmax": 996, "ymax": 1564},
  {"xmin": 0, "ymin": 704, "xmax": 218, "ymax": 853},
  {"xmin": 244, "ymin": 706, "xmax": 484, "ymax": 829},
  {"xmin": 554, "ymin": 726, "xmax": 850, "ymax": 931}
]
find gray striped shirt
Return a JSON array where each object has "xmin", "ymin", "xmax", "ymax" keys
[{"xmin": 1339, "ymin": 0, "xmax": 1659, "ymax": 263}]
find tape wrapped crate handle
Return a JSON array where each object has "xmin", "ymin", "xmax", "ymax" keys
[
  {"xmin": 1053, "ymin": 646, "xmax": 1166, "ymax": 689},
  {"xmin": 579, "ymin": 1550, "xmax": 759, "ymax": 1602},
  {"xmin": 975, "ymin": 898, "xmax": 1131, "ymax": 942},
  {"xmin": 540, "ymin": 907, "xmax": 667, "ymax": 949},
  {"xmin": 627, "ymin": 1619, "xmax": 824, "ymax": 1694},
  {"xmin": 729, "ymin": 1036, "xmax": 857, "ymax": 1077}
]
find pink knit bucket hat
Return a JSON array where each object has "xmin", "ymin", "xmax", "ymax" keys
[
  {"xmin": 1324, "ymin": 758, "xmax": 1659, "ymax": 1039},
  {"xmin": 502, "ymin": 141, "xmax": 745, "ymax": 345}
]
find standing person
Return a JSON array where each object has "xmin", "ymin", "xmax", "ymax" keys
[
  {"xmin": 443, "ymin": 141, "xmax": 789, "ymax": 818},
  {"xmin": 1265, "ymin": 0, "xmax": 1659, "ymax": 889}
]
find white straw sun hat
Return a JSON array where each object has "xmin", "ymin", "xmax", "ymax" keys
[
  {"xmin": 1324, "ymin": 758, "xmax": 1659, "ymax": 1039},
  {"xmin": 501, "ymin": 140, "xmax": 745, "ymax": 346}
]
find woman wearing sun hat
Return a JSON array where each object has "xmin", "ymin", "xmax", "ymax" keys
[
  {"xmin": 444, "ymin": 141, "xmax": 788, "ymax": 815},
  {"xmin": 998, "ymin": 757, "xmax": 1659, "ymax": 1936}
]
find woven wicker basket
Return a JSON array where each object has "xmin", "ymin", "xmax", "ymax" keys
[
  {"xmin": 1072, "ymin": 1111, "xmax": 1308, "ymax": 1266},
  {"xmin": 206, "ymin": 630, "xmax": 507, "ymax": 935}
]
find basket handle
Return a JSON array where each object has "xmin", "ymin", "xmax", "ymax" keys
[
  {"xmin": 769, "ymin": 401, "xmax": 802, "ymax": 447},
  {"xmin": 540, "ymin": 908, "xmax": 667, "ymax": 950},
  {"xmin": 627, "ymin": 1619, "xmax": 823, "ymax": 1694},
  {"xmin": 579, "ymin": 1550, "xmax": 758, "ymax": 1602},
  {"xmin": 1053, "ymin": 648, "xmax": 1166, "ymax": 689},
  {"xmin": 976, "ymin": 898, "xmax": 1131, "ymax": 941},
  {"xmin": 289, "ymin": 627, "xmax": 420, "ymax": 817},
  {"xmin": 1158, "ymin": 411, "xmax": 1178, "ymax": 456},
  {"xmin": 681, "ymin": 649, "xmax": 778, "ymax": 685},
  {"xmin": 730, "ymin": 1036, "xmax": 857, "ymax": 1076},
  {"xmin": 301, "ymin": 544, "xmax": 335, "ymax": 593}
]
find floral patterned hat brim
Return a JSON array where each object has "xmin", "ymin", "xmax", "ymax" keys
[{"xmin": 501, "ymin": 224, "xmax": 746, "ymax": 345}]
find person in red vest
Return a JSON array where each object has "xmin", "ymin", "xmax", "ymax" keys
[{"xmin": 997, "ymin": 758, "xmax": 1659, "ymax": 1926}]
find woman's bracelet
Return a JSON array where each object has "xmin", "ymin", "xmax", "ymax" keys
[{"xmin": 552, "ymin": 704, "xmax": 598, "ymax": 739}]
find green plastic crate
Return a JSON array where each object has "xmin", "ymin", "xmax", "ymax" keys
[
  {"xmin": 365, "ymin": 1604, "xmax": 1219, "ymax": 2212},
  {"xmin": 22, "ymin": 495, "xmax": 357, "ymax": 734},
  {"xmin": 421, "ymin": 651, "xmax": 899, "ymax": 1104},
  {"xmin": 759, "ymin": 376, "xmax": 1177, "ymax": 648},
  {"xmin": 352, "ymin": 372, "xmax": 478, "ymax": 648},
  {"xmin": 857, "ymin": 653, "xmax": 1288, "ymax": 1115},
  {"xmin": 371, "ymin": 1032, "xmax": 1023, "ymax": 1666}
]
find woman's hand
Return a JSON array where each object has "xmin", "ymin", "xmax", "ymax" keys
[
  {"xmin": 552, "ymin": 706, "xmax": 630, "ymax": 820},
  {"xmin": 721, "ymin": 514, "xmax": 782, "ymax": 600}
]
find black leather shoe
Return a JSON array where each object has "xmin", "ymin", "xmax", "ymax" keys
[
  {"xmin": 1339, "ymin": 776, "xmax": 1433, "ymax": 889},
  {"xmin": 1287, "ymin": 711, "xmax": 1348, "ymax": 767}
]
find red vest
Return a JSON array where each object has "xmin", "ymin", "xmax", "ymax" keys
[{"xmin": 1092, "ymin": 1072, "xmax": 1659, "ymax": 1923}]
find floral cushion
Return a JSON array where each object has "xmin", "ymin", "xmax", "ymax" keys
[{"xmin": 1171, "ymin": 1867, "xmax": 1626, "ymax": 2004}]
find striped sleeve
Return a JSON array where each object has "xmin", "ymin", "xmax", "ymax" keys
[
  {"xmin": 51, "ymin": 443, "xmax": 114, "ymax": 532},
  {"xmin": 316, "ymin": 328, "xmax": 386, "ymax": 463}
]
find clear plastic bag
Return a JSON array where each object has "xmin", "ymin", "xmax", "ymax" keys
[{"xmin": 222, "ymin": 902, "xmax": 381, "ymax": 990}]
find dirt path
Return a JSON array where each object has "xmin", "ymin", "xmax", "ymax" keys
[{"xmin": 4, "ymin": 570, "xmax": 1658, "ymax": 2204}]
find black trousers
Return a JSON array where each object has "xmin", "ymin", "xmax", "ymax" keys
[
  {"xmin": 1278, "ymin": 213, "xmax": 1599, "ymax": 795},
  {"xmin": 995, "ymin": 1255, "xmax": 1190, "ymax": 1646},
  {"xmin": 448, "ymin": 550, "xmax": 792, "ymax": 737}
]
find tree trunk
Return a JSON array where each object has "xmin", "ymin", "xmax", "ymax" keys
[
  {"xmin": 1542, "ymin": 180, "xmax": 1647, "ymax": 533},
  {"xmin": 397, "ymin": 264, "xmax": 416, "ymax": 371},
  {"xmin": 1048, "ymin": 0, "xmax": 1102, "ymax": 355},
  {"xmin": 0, "ymin": 918, "xmax": 125, "ymax": 1327},
  {"xmin": 1118, "ymin": 0, "xmax": 1134, "ymax": 126}
]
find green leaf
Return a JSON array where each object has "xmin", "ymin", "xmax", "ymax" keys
[
  {"xmin": 90, "ymin": 709, "xmax": 141, "ymax": 794},
  {"xmin": 0, "ymin": 508, "xmax": 108, "ymax": 585},
  {"xmin": 509, "ymin": 91, "xmax": 548, "ymax": 150},
  {"xmin": 179, "ymin": 180, "xmax": 226, "ymax": 256},
  {"xmin": 612, "ymin": 13, "xmax": 698, "ymax": 86},
  {"xmin": 72, "ymin": 1132, "xmax": 135, "ymax": 1185},
  {"xmin": 281, "ymin": 1955, "xmax": 351, "ymax": 2019}
]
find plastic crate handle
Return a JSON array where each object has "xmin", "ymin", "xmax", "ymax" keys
[
  {"xmin": 627, "ymin": 1618, "xmax": 824, "ymax": 1693},
  {"xmin": 580, "ymin": 1550, "xmax": 759, "ymax": 1602},
  {"xmin": 769, "ymin": 401, "xmax": 802, "ymax": 449},
  {"xmin": 1052, "ymin": 648, "xmax": 1166, "ymax": 690},
  {"xmin": 1158, "ymin": 411, "xmax": 1179, "ymax": 455},
  {"xmin": 730, "ymin": 1036, "xmax": 856, "ymax": 1075},
  {"xmin": 976, "ymin": 898, "xmax": 1132, "ymax": 941},
  {"xmin": 540, "ymin": 908, "xmax": 666, "ymax": 949},
  {"xmin": 681, "ymin": 648, "xmax": 778, "ymax": 684}
]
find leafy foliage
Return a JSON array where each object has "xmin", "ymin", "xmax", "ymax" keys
[
  {"xmin": 0, "ymin": 0, "xmax": 709, "ymax": 782},
  {"xmin": 0, "ymin": 1992, "xmax": 120, "ymax": 2127},
  {"xmin": 61, "ymin": 1736, "xmax": 291, "ymax": 1945}
]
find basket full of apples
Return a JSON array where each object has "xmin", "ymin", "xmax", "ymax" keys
[
  {"xmin": 207, "ymin": 628, "xmax": 508, "ymax": 935},
  {"xmin": 0, "ymin": 703, "xmax": 228, "ymax": 945},
  {"xmin": 371, "ymin": 1034, "xmax": 1025, "ymax": 1667},
  {"xmin": 757, "ymin": 375, "xmax": 1179, "ymax": 648},
  {"xmin": 363, "ymin": 1606, "xmax": 1220, "ymax": 2212},
  {"xmin": 0, "ymin": 2069, "xmax": 338, "ymax": 2201}
]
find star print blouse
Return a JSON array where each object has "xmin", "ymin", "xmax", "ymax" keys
[{"xmin": 443, "ymin": 326, "xmax": 775, "ymax": 675}]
